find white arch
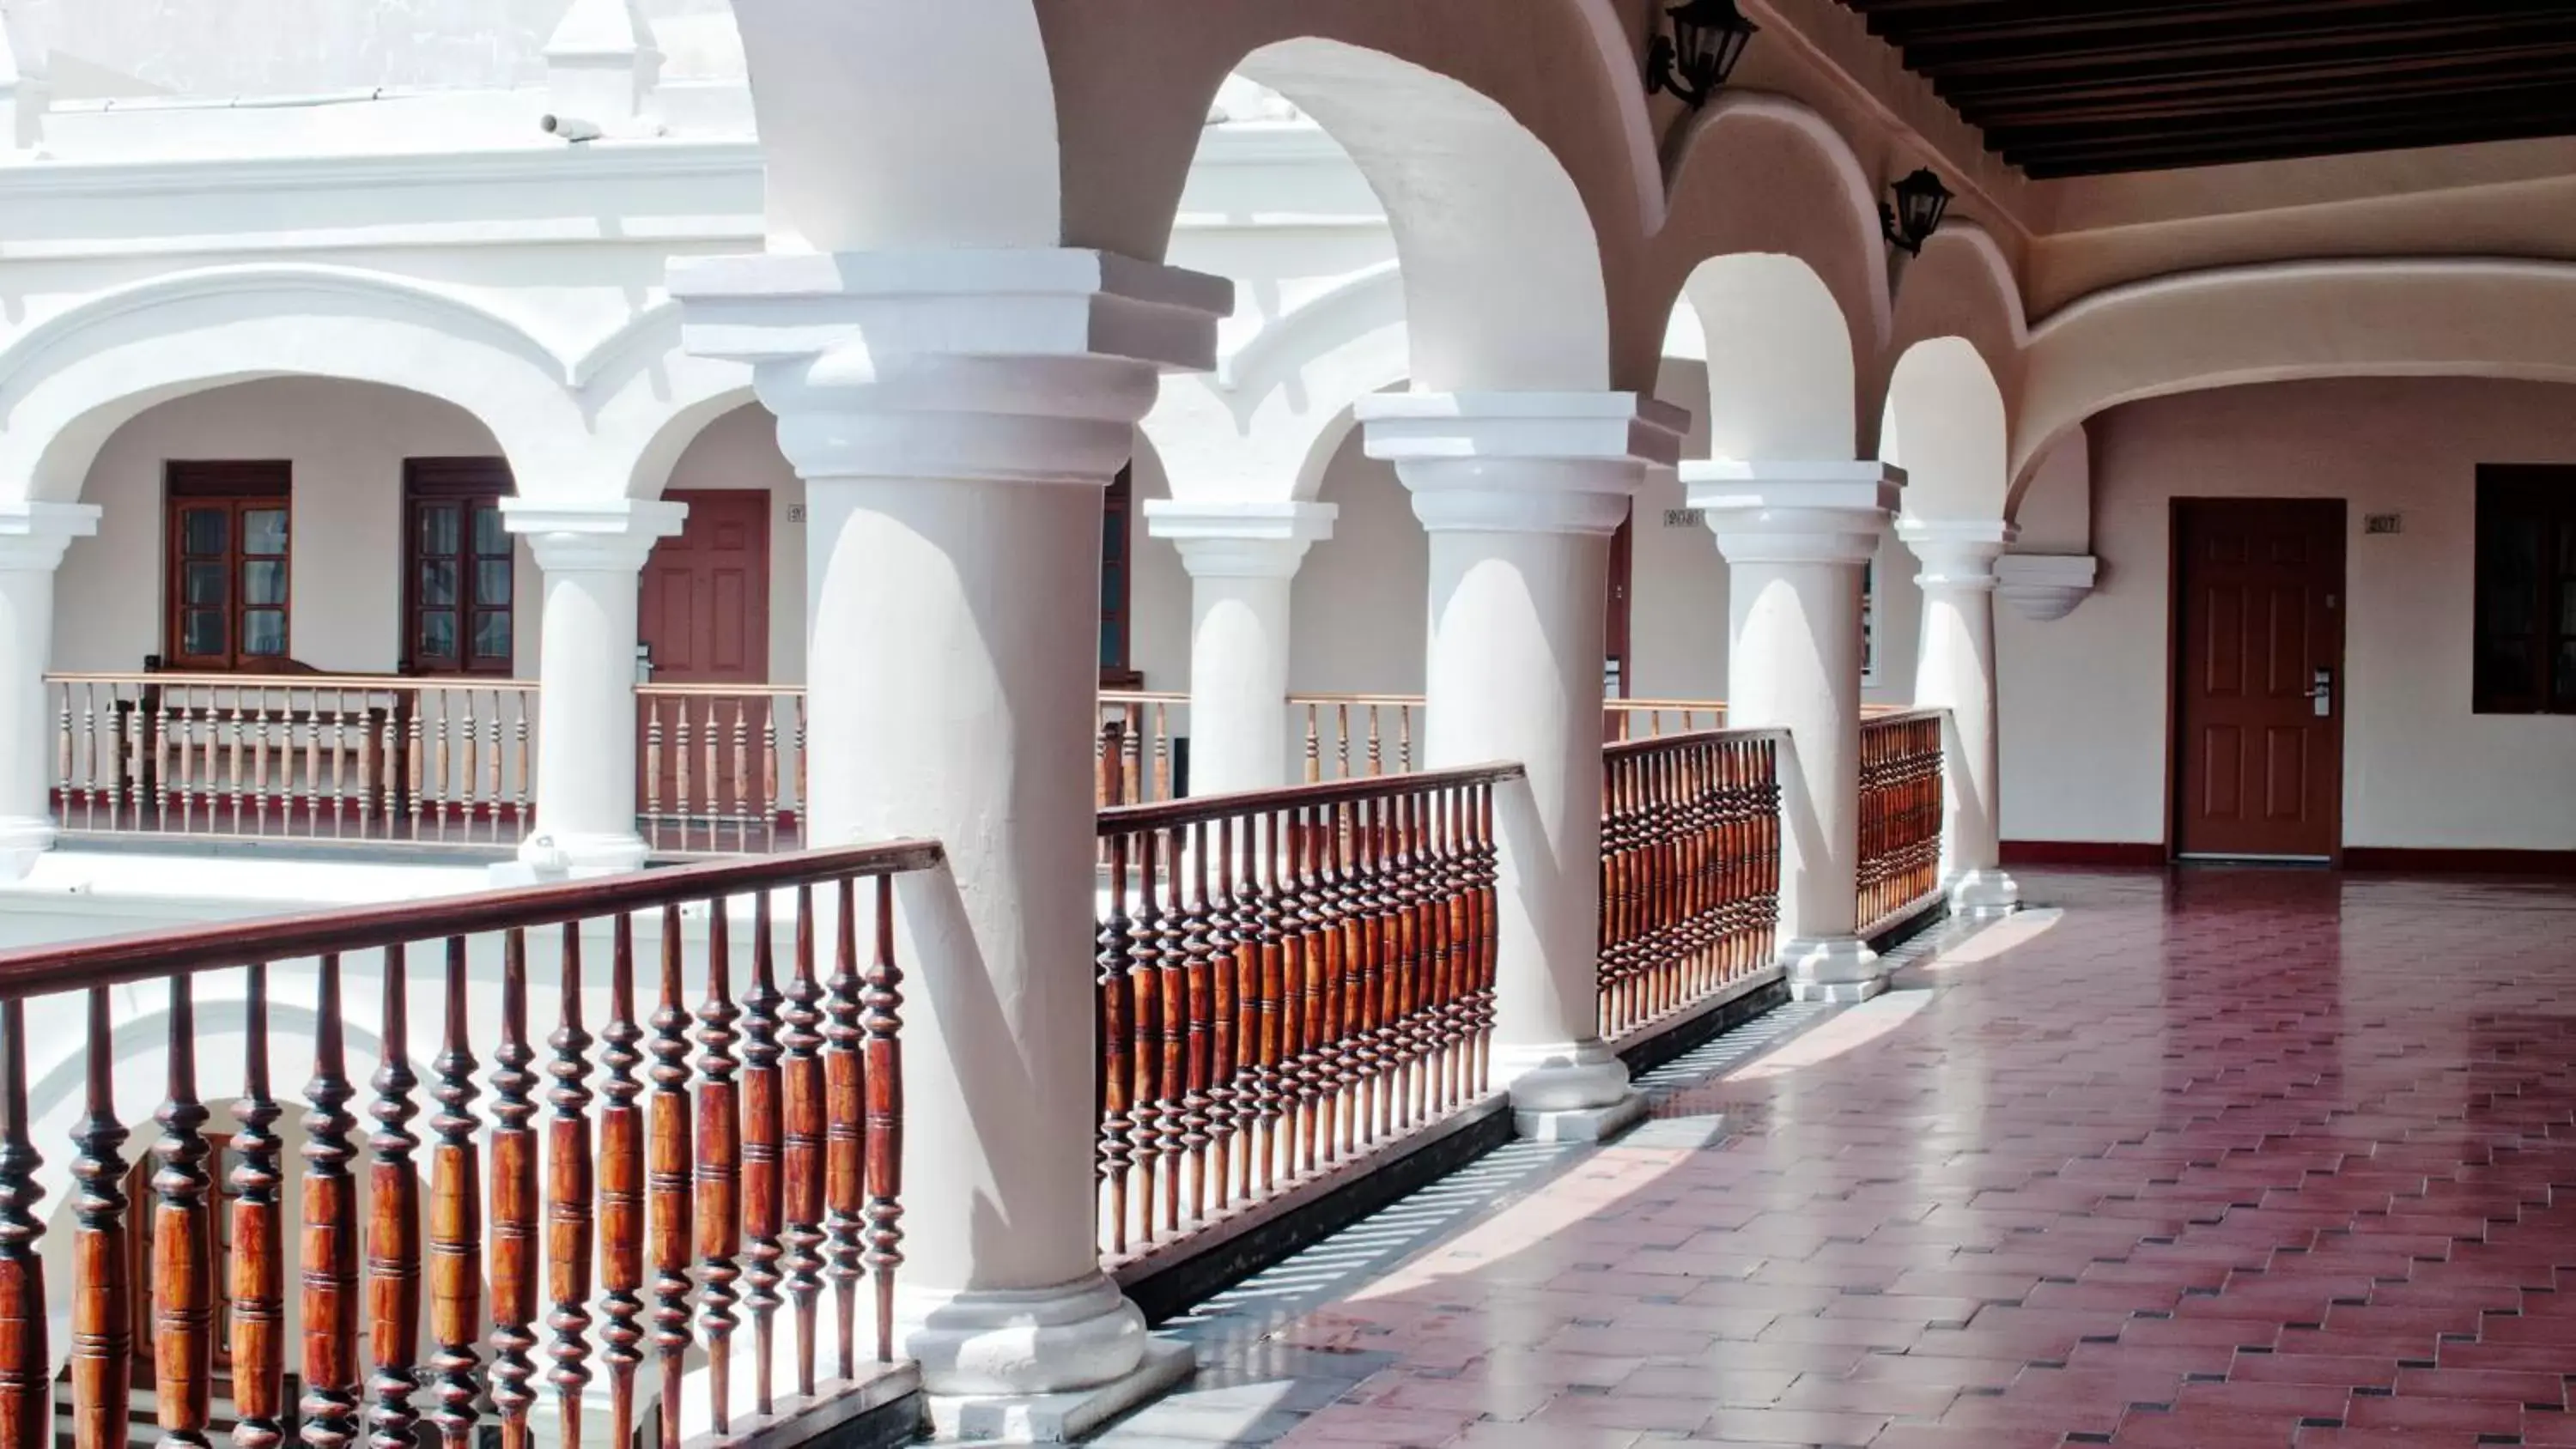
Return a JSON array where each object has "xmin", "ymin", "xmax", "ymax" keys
[
  {"xmin": 1236, "ymin": 38, "xmax": 1612, "ymax": 392},
  {"xmin": 1684, "ymin": 253, "xmax": 1856, "ymax": 463},
  {"xmin": 2015, "ymin": 258, "xmax": 2576, "ymax": 489},
  {"xmin": 0, "ymin": 266, "xmax": 603, "ymax": 501},
  {"xmin": 1883, "ymin": 336, "xmax": 2009, "ymax": 522}
]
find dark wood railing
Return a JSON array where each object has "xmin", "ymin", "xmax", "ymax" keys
[
  {"xmin": 638, "ymin": 685, "xmax": 808, "ymax": 856},
  {"xmin": 1097, "ymin": 693, "xmax": 1188, "ymax": 808},
  {"xmin": 1857, "ymin": 710, "xmax": 1947, "ymax": 930},
  {"xmin": 0, "ymin": 840, "xmax": 939, "ymax": 1449},
  {"xmin": 1092, "ymin": 766, "xmax": 1516, "ymax": 1266},
  {"xmin": 1597, "ymin": 729, "xmax": 1784, "ymax": 1041}
]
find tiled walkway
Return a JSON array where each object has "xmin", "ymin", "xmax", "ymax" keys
[{"xmin": 1099, "ymin": 870, "xmax": 2576, "ymax": 1447}]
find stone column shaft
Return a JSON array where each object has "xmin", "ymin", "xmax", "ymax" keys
[
  {"xmin": 1143, "ymin": 500, "xmax": 1335, "ymax": 797},
  {"xmin": 1901, "ymin": 518, "xmax": 2020, "ymax": 914},
  {"xmin": 0, "ymin": 503, "xmax": 99, "ymax": 870}
]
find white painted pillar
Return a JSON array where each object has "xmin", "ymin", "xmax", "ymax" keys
[
  {"xmin": 0, "ymin": 504, "xmax": 99, "ymax": 872},
  {"xmin": 1900, "ymin": 518, "xmax": 2020, "ymax": 914},
  {"xmin": 1142, "ymin": 500, "xmax": 1334, "ymax": 797},
  {"xmin": 501, "ymin": 500, "xmax": 685, "ymax": 876},
  {"xmin": 1357, "ymin": 393, "xmax": 1684, "ymax": 1141},
  {"xmin": 673, "ymin": 248, "xmax": 1229, "ymax": 1402},
  {"xmin": 1688, "ymin": 462, "xmax": 1904, "ymax": 1003}
]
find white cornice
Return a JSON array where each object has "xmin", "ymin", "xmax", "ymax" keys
[{"xmin": 0, "ymin": 138, "xmax": 760, "ymax": 200}]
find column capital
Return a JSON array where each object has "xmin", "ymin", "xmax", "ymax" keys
[
  {"xmin": 1355, "ymin": 392, "xmax": 1686, "ymax": 536},
  {"xmin": 0, "ymin": 502, "xmax": 100, "ymax": 571},
  {"xmin": 501, "ymin": 498, "xmax": 688, "ymax": 572},
  {"xmin": 1144, "ymin": 499, "xmax": 1336, "ymax": 579},
  {"xmin": 1996, "ymin": 553, "xmax": 2101, "ymax": 621},
  {"xmin": 1686, "ymin": 459, "xmax": 1903, "ymax": 567},
  {"xmin": 1899, "ymin": 518, "xmax": 2020, "ymax": 590},
  {"xmin": 670, "ymin": 247, "xmax": 1231, "ymax": 488}
]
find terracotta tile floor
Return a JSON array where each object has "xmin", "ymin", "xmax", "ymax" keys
[{"xmin": 1111, "ymin": 870, "xmax": 2576, "ymax": 1447}]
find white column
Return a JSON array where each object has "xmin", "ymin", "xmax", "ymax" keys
[
  {"xmin": 0, "ymin": 504, "xmax": 99, "ymax": 871},
  {"xmin": 1689, "ymin": 461, "xmax": 1904, "ymax": 1003},
  {"xmin": 1142, "ymin": 500, "xmax": 1334, "ymax": 797},
  {"xmin": 1357, "ymin": 393, "xmax": 1684, "ymax": 1141},
  {"xmin": 1900, "ymin": 518, "xmax": 2020, "ymax": 914},
  {"xmin": 673, "ymin": 248, "xmax": 1229, "ymax": 1402},
  {"xmin": 501, "ymin": 500, "xmax": 685, "ymax": 876}
]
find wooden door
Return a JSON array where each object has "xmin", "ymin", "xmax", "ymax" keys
[
  {"xmin": 638, "ymin": 491, "xmax": 771, "ymax": 832},
  {"xmin": 2172, "ymin": 499, "xmax": 2346, "ymax": 861}
]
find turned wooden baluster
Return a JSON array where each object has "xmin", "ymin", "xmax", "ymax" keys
[
  {"xmin": 1291, "ymin": 804, "xmax": 1329, "ymax": 1175},
  {"xmin": 599, "ymin": 917, "xmax": 646, "ymax": 1449},
  {"xmin": 761, "ymin": 704, "xmax": 783, "ymax": 852},
  {"xmin": 365, "ymin": 948, "xmax": 421, "ymax": 1449},
  {"xmin": 1126, "ymin": 838, "xmax": 1162, "ymax": 1245},
  {"xmin": 649, "ymin": 905, "xmax": 695, "ymax": 1449},
  {"xmin": 823, "ymin": 882, "xmax": 862, "ymax": 1379},
  {"xmin": 428, "ymin": 938, "xmax": 483, "ymax": 1449},
  {"xmin": 1254, "ymin": 809, "xmax": 1286, "ymax": 1194},
  {"xmin": 1228, "ymin": 817, "xmax": 1266, "ymax": 1206},
  {"xmin": 231, "ymin": 966, "xmax": 286, "ymax": 1449},
  {"xmin": 1337, "ymin": 800, "xmax": 1379, "ymax": 1149},
  {"xmin": 489, "ymin": 932, "xmax": 538, "ymax": 1449},
  {"xmin": 1153, "ymin": 832, "xmax": 1188, "ymax": 1231},
  {"xmin": 0, "ymin": 1001, "xmax": 40, "ymax": 1449},
  {"xmin": 153, "ymin": 976, "xmax": 216, "ymax": 1449},
  {"xmin": 697, "ymin": 897, "xmax": 744, "ymax": 1432},
  {"xmin": 1097, "ymin": 834, "xmax": 1136, "ymax": 1256},
  {"xmin": 1179, "ymin": 822, "xmax": 1214, "ymax": 1223},
  {"xmin": 645, "ymin": 700, "xmax": 665, "ymax": 850},
  {"xmin": 300, "ymin": 957, "xmax": 360, "ymax": 1449},
  {"xmin": 70, "ymin": 986, "xmax": 131, "ymax": 1449},
  {"xmin": 1206, "ymin": 821, "xmax": 1242, "ymax": 1215},
  {"xmin": 782, "ymin": 886, "xmax": 827, "ymax": 1397},
  {"xmin": 861, "ymin": 874, "xmax": 905, "ymax": 1363},
  {"xmin": 743, "ymin": 891, "xmax": 786, "ymax": 1416},
  {"xmin": 550, "ymin": 923, "xmax": 596, "ymax": 1449}
]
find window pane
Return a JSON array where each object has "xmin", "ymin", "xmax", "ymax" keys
[
  {"xmin": 417, "ymin": 610, "xmax": 458, "ymax": 660},
  {"xmin": 1100, "ymin": 621, "xmax": 1119, "ymax": 668},
  {"xmin": 2482, "ymin": 637, "xmax": 2535, "ymax": 700},
  {"xmin": 476, "ymin": 560, "xmax": 512, "ymax": 608},
  {"xmin": 180, "ymin": 507, "xmax": 228, "ymax": 556},
  {"xmin": 2482, "ymin": 506, "xmax": 2542, "ymax": 635},
  {"xmin": 242, "ymin": 509, "xmax": 289, "ymax": 557},
  {"xmin": 243, "ymin": 560, "xmax": 286, "ymax": 607},
  {"xmin": 1101, "ymin": 562, "xmax": 1122, "ymax": 614},
  {"xmin": 472, "ymin": 612, "xmax": 511, "ymax": 661},
  {"xmin": 184, "ymin": 561, "xmax": 228, "ymax": 605},
  {"xmin": 1101, "ymin": 509, "xmax": 1124, "ymax": 562},
  {"xmin": 420, "ymin": 560, "xmax": 458, "ymax": 608},
  {"xmin": 474, "ymin": 505, "xmax": 507, "ymax": 556},
  {"xmin": 242, "ymin": 610, "xmax": 287, "ymax": 658},
  {"xmin": 181, "ymin": 609, "xmax": 226, "ymax": 658},
  {"xmin": 419, "ymin": 504, "xmax": 460, "ymax": 557}
]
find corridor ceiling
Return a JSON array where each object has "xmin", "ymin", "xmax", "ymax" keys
[{"xmin": 1835, "ymin": 0, "xmax": 2576, "ymax": 177}]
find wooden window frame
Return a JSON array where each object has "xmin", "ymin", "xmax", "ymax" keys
[
  {"xmin": 164, "ymin": 461, "xmax": 293, "ymax": 673},
  {"xmin": 2474, "ymin": 465, "xmax": 2576, "ymax": 716},
  {"xmin": 402, "ymin": 457, "xmax": 519, "ymax": 677},
  {"xmin": 1100, "ymin": 464, "xmax": 1141, "ymax": 689}
]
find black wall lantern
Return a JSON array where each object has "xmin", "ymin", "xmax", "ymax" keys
[
  {"xmin": 1880, "ymin": 167, "xmax": 1953, "ymax": 255},
  {"xmin": 1646, "ymin": 0, "xmax": 1758, "ymax": 110}
]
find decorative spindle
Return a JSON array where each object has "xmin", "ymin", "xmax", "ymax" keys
[
  {"xmin": 696, "ymin": 896, "xmax": 744, "ymax": 1432},
  {"xmin": 365, "ymin": 948, "xmax": 421, "ymax": 1449},
  {"xmin": 781, "ymin": 887, "xmax": 828, "ymax": 1398},
  {"xmin": 860, "ymin": 875, "xmax": 905, "ymax": 1363},
  {"xmin": 426, "ymin": 939, "xmax": 483, "ymax": 1449},
  {"xmin": 70, "ymin": 987, "xmax": 131, "ymax": 1449},
  {"xmin": 823, "ymin": 882, "xmax": 863, "ymax": 1381},
  {"xmin": 231, "ymin": 966, "xmax": 286, "ymax": 1449},
  {"xmin": 154, "ymin": 976, "xmax": 216, "ymax": 1449},
  {"xmin": 742, "ymin": 890, "xmax": 785, "ymax": 1416},
  {"xmin": 600, "ymin": 916, "xmax": 646, "ymax": 1449},
  {"xmin": 489, "ymin": 931, "xmax": 538, "ymax": 1449},
  {"xmin": 647, "ymin": 906, "xmax": 695, "ymax": 1449},
  {"xmin": 300, "ymin": 956, "xmax": 361, "ymax": 1449},
  {"xmin": 549, "ymin": 923, "xmax": 596, "ymax": 1449},
  {"xmin": 1097, "ymin": 833, "xmax": 1136, "ymax": 1257},
  {"xmin": 0, "ymin": 1001, "xmax": 46, "ymax": 1449}
]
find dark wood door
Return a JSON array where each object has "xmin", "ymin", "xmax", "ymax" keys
[
  {"xmin": 638, "ymin": 490, "xmax": 771, "ymax": 826},
  {"xmin": 2173, "ymin": 499, "xmax": 2345, "ymax": 860}
]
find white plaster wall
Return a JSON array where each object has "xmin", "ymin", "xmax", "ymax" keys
[
  {"xmin": 1126, "ymin": 444, "xmax": 1192, "ymax": 694},
  {"xmin": 56, "ymin": 377, "xmax": 534, "ymax": 675},
  {"xmin": 1631, "ymin": 358, "xmax": 1728, "ymax": 700},
  {"xmin": 2001, "ymin": 376, "xmax": 2576, "ymax": 852},
  {"xmin": 661, "ymin": 403, "xmax": 808, "ymax": 686},
  {"xmin": 1289, "ymin": 421, "xmax": 1426, "ymax": 704}
]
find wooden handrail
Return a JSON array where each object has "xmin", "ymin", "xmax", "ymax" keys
[
  {"xmin": 1097, "ymin": 761, "xmax": 1523, "ymax": 836},
  {"xmin": 1603, "ymin": 724, "xmax": 1789, "ymax": 761},
  {"xmin": 0, "ymin": 840, "xmax": 942, "ymax": 1001},
  {"xmin": 49, "ymin": 669, "xmax": 539, "ymax": 693},
  {"xmin": 1863, "ymin": 706, "xmax": 1950, "ymax": 730}
]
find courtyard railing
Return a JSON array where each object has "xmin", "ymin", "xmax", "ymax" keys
[
  {"xmin": 1857, "ymin": 709, "xmax": 1947, "ymax": 930},
  {"xmin": 638, "ymin": 683, "xmax": 809, "ymax": 855},
  {"xmin": 47, "ymin": 672, "xmax": 536, "ymax": 846},
  {"xmin": 0, "ymin": 839, "xmax": 939, "ymax": 1449},
  {"xmin": 1597, "ymin": 728, "xmax": 1784, "ymax": 1041},
  {"xmin": 1092, "ymin": 764, "xmax": 1512, "ymax": 1267},
  {"xmin": 1097, "ymin": 690, "xmax": 1189, "ymax": 807}
]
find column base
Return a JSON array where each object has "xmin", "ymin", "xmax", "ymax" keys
[
  {"xmin": 1497, "ymin": 1039, "xmax": 1648, "ymax": 1142},
  {"xmin": 901, "ymin": 1272, "xmax": 1153, "ymax": 1398},
  {"xmin": 1783, "ymin": 937, "xmax": 1886, "ymax": 1004},
  {"xmin": 0, "ymin": 815, "xmax": 54, "ymax": 880},
  {"xmin": 1947, "ymin": 869, "xmax": 2021, "ymax": 917},
  {"xmin": 927, "ymin": 1337, "xmax": 1193, "ymax": 1444},
  {"xmin": 499, "ymin": 830, "xmax": 650, "ymax": 882}
]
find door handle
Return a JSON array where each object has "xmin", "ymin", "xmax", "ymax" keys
[{"xmin": 2306, "ymin": 666, "xmax": 2332, "ymax": 717}]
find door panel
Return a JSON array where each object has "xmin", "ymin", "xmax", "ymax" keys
[
  {"xmin": 638, "ymin": 491, "xmax": 771, "ymax": 825},
  {"xmin": 2174, "ymin": 499, "xmax": 2345, "ymax": 859}
]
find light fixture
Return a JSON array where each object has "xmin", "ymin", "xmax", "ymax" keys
[
  {"xmin": 1645, "ymin": 0, "xmax": 1759, "ymax": 110},
  {"xmin": 1880, "ymin": 168, "xmax": 1953, "ymax": 255}
]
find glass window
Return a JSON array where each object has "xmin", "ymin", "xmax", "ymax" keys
[
  {"xmin": 477, "ymin": 560, "xmax": 512, "ymax": 608},
  {"xmin": 2476, "ymin": 468, "xmax": 2576, "ymax": 714},
  {"xmin": 166, "ymin": 466, "xmax": 289, "ymax": 670},
  {"xmin": 473, "ymin": 612, "xmax": 512, "ymax": 660},
  {"xmin": 404, "ymin": 461, "xmax": 517, "ymax": 675}
]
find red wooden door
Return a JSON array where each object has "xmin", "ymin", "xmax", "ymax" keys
[
  {"xmin": 2173, "ymin": 499, "xmax": 2345, "ymax": 860},
  {"xmin": 638, "ymin": 491, "xmax": 771, "ymax": 828}
]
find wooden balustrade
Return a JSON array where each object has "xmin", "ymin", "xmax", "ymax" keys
[
  {"xmin": 1604, "ymin": 699, "xmax": 1730, "ymax": 741},
  {"xmin": 1597, "ymin": 730, "xmax": 1784, "ymax": 1040},
  {"xmin": 1856, "ymin": 710, "xmax": 1947, "ymax": 930},
  {"xmin": 47, "ymin": 674, "xmax": 535, "ymax": 846},
  {"xmin": 1096, "ymin": 693, "xmax": 1187, "ymax": 808},
  {"xmin": 1092, "ymin": 765, "xmax": 1516, "ymax": 1265},
  {"xmin": 638, "ymin": 687, "xmax": 807, "ymax": 857},
  {"xmin": 0, "ymin": 840, "xmax": 935, "ymax": 1449},
  {"xmin": 1290, "ymin": 695, "xmax": 1419, "ymax": 785}
]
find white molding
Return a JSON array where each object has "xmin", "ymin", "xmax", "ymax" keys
[
  {"xmin": 1686, "ymin": 458, "xmax": 1904, "ymax": 567},
  {"xmin": 1357, "ymin": 392, "xmax": 1687, "ymax": 536},
  {"xmin": 1996, "ymin": 553, "xmax": 2100, "ymax": 621}
]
